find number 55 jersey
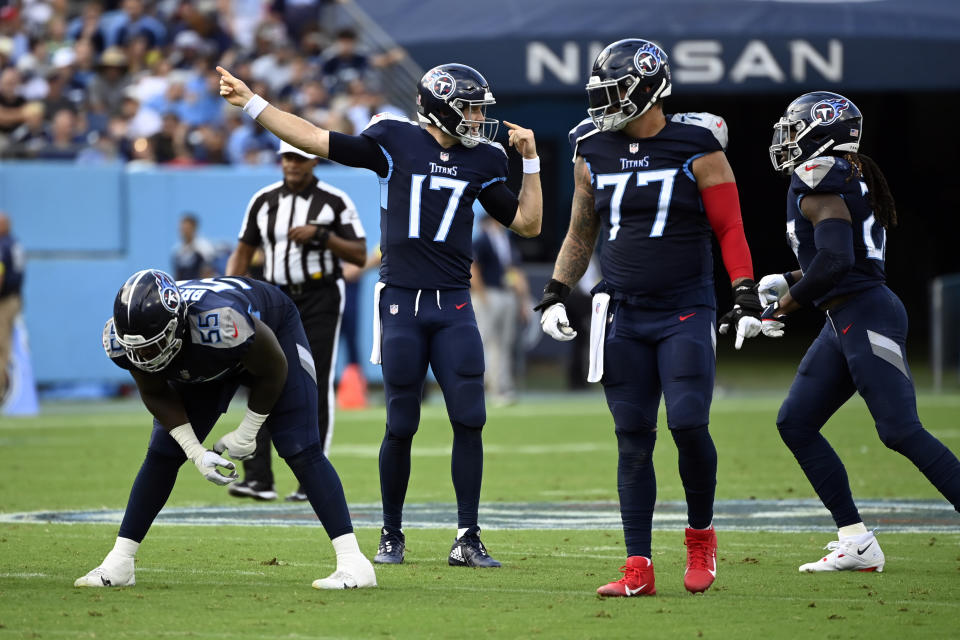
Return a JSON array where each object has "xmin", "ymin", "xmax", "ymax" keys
[{"xmin": 570, "ymin": 112, "xmax": 727, "ymax": 309}]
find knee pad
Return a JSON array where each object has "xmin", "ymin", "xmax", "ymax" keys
[
  {"xmin": 386, "ymin": 390, "xmax": 421, "ymax": 439},
  {"xmin": 776, "ymin": 400, "xmax": 816, "ymax": 451},
  {"xmin": 664, "ymin": 391, "xmax": 710, "ymax": 431},
  {"xmin": 615, "ymin": 429, "xmax": 656, "ymax": 466},
  {"xmin": 446, "ymin": 377, "xmax": 485, "ymax": 428},
  {"xmin": 876, "ymin": 419, "xmax": 923, "ymax": 451}
]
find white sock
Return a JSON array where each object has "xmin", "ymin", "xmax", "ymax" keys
[
  {"xmin": 108, "ymin": 537, "xmax": 140, "ymax": 560},
  {"xmin": 331, "ymin": 533, "xmax": 362, "ymax": 561},
  {"xmin": 689, "ymin": 522, "xmax": 713, "ymax": 531},
  {"xmin": 838, "ymin": 523, "xmax": 869, "ymax": 539},
  {"xmin": 456, "ymin": 527, "xmax": 469, "ymax": 540}
]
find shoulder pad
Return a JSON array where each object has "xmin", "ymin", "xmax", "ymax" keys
[
  {"xmin": 792, "ymin": 155, "xmax": 849, "ymax": 191},
  {"xmin": 569, "ymin": 117, "xmax": 599, "ymax": 161},
  {"xmin": 476, "ymin": 137, "xmax": 507, "ymax": 157},
  {"xmin": 188, "ymin": 306, "xmax": 255, "ymax": 349},
  {"xmin": 362, "ymin": 112, "xmax": 418, "ymax": 132},
  {"xmin": 102, "ymin": 318, "xmax": 126, "ymax": 360},
  {"xmin": 671, "ymin": 112, "xmax": 728, "ymax": 151}
]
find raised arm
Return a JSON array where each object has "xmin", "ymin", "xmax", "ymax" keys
[{"xmin": 504, "ymin": 121, "xmax": 542, "ymax": 237}]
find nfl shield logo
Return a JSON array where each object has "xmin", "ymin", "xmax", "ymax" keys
[
  {"xmin": 440, "ymin": 152, "xmax": 449, "ymax": 162},
  {"xmin": 629, "ymin": 143, "xmax": 639, "ymax": 154},
  {"xmin": 389, "ymin": 304, "xmax": 399, "ymax": 315}
]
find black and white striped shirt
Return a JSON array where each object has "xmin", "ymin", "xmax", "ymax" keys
[{"xmin": 238, "ymin": 176, "xmax": 366, "ymax": 285}]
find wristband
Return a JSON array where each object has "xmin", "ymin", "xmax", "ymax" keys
[
  {"xmin": 243, "ymin": 94, "xmax": 269, "ymax": 120},
  {"xmin": 314, "ymin": 227, "xmax": 331, "ymax": 247},
  {"xmin": 783, "ymin": 271, "xmax": 797, "ymax": 286},
  {"xmin": 237, "ymin": 408, "xmax": 269, "ymax": 440},
  {"xmin": 522, "ymin": 156, "xmax": 540, "ymax": 174},
  {"xmin": 169, "ymin": 423, "xmax": 205, "ymax": 462}
]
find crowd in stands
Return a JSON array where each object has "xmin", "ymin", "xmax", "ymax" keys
[{"xmin": 0, "ymin": 0, "xmax": 409, "ymax": 165}]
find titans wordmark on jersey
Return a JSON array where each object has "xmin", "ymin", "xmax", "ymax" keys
[
  {"xmin": 361, "ymin": 114, "xmax": 508, "ymax": 290},
  {"xmin": 103, "ymin": 277, "xmax": 289, "ymax": 384},
  {"xmin": 786, "ymin": 155, "xmax": 886, "ymax": 307},
  {"xmin": 570, "ymin": 113, "xmax": 726, "ymax": 308}
]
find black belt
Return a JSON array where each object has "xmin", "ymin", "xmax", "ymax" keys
[
  {"xmin": 277, "ymin": 278, "xmax": 337, "ymax": 297},
  {"xmin": 819, "ymin": 291, "xmax": 860, "ymax": 312}
]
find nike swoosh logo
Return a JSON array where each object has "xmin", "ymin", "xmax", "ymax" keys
[
  {"xmin": 804, "ymin": 164, "xmax": 821, "ymax": 171},
  {"xmin": 679, "ymin": 313, "xmax": 697, "ymax": 322},
  {"xmin": 455, "ymin": 302, "xmax": 468, "ymax": 310},
  {"xmin": 625, "ymin": 583, "xmax": 647, "ymax": 596},
  {"xmin": 842, "ymin": 323, "xmax": 853, "ymax": 335},
  {"xmin": 231, "ymin": 323, "xmax": 239, "ymax": 338},
  {"xmin": 857, "ymin": 541, "xmax": 874, "ymax": 555}
]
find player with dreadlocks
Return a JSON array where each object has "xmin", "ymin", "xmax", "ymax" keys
[{"xmin": 759, "ymin": 91, "xmax": 960, "ymax": 573}]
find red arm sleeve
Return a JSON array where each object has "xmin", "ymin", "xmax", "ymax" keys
[{"xmin": 700, "ymin": 181, "xmax": 753, "ymax": 283}]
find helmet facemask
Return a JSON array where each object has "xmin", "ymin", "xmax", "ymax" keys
[
  {"xmin": 447, "ymin": 95, "xmax": 498, "ymax": 148},
  {"xmin": 115, "ymin": 316, "xmax": 184, "ymax": 373},
  {"xmin": 586, "ymin": 75, "xmax": 670, "ymax": 132}
]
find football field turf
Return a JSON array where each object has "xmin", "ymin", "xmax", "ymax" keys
[{"xmin": 1, "ymin": 392, "xmax": 959, "ymax": 639}]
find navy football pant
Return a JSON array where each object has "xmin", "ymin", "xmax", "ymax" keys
[
  {"xmin": 118, "ymin": 305, "xmax": 354, "ymax": 542},
  {"xmin": 601, "ymin": 303, "xmax": 718, "ymax": 557},
  {"xmin": 378, "ymin": 286, "xmax": 486, "ymax": 531},
  {"xmin": 777, "ymin": 286, "xmax": 960, "ymax": 527}
]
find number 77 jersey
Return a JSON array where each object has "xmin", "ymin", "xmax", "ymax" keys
[
  {"xmin": 569, "ymin": 113, "xmax": 726, "ymax": 309},
  {"xmin": 362, "ymin": 113, "xmax": 509, "ymax": 290}
]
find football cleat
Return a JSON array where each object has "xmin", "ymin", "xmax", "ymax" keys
[
  {"xmin": 227, "ymin": 480, "xmax": 277, "ymax": 501},
  {"xmin": 74, "ymin": 558, "xmax": 135, "ymax": 588},
  {"xmin": 799, "ymin": 531, "xmax": 885, "ymax": 573},
  {"xmin": 312, "ymin": 554, "xmax": 377, "ymax": 590},
  {"xmin": 448, "ymin": 527, "xmax": 501, "ymax": 568},
  {"xmin": 597, "ymin": 555, "xmax": 656, "ymax": 597},
  {"xmin": 285, "ymin": 487, "xmax": 308, "ymax": 502},
  {"xmin": 373, "ymin": 527, "xmax": 405, "ymax": 564},
  {"xmin": 684, "ymin": 526, "xmax": 718, "ymax": 593}
]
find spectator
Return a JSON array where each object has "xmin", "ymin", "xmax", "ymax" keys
[
  {"xmin": 88, "ymin": 46, "xmax": 131, "ymax": 116},
  {"xmin": 36, "ymin": 107, "xmax": 82, "ymax": 159},
  {"xmin": 172, "ymin": 213, "xmax": 217, "ymax": 280},
  {"xmin": 66, "ymin": 1, "xmax": 107, "ymax": 54},
  {"xmin": 0, "ymin": 212, "xmax": 25, "ymax": 399},
  {"xmin": 109, "ymin": 0, "xmax": 167, "ymax": 49},
  {"xmin": 8, "ymin": 101, "xmax": 47, "ymax": 157},
  {"xmin": 0, "ymin": 68, "xmax": 26, "ymax": 137},
  {"xmin": 320, "ymin": 28, "xmax": 368, "ymax": 95}
]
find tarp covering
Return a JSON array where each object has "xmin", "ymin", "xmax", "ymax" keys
[{"xmin": 357, "ymin": 0, "xmax": 960, "ymax": 92}]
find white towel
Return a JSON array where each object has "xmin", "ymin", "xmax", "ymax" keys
[
  {"xmin": 587, "ymin": 293, "xmax": 611, "ymax": 383},
  {"xmin": 369, "ymin": 282, "xmax": 386, "ymax": 365}
]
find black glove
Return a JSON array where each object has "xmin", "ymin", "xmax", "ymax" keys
[
  {"xmin": 533, "ymin": 279, "xmax": 571, "ymax": 313},
  {"xmin": 717, "ymin": 279, "xmax": 763, "ymax": 349}
]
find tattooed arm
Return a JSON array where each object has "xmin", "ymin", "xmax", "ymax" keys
[{"xmin": 552, "ymin": 156, "xmax": 600, "ymax": 287}]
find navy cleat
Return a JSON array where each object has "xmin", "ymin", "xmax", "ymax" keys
[
  {"xmin": 374, "ymin": 527, "xmax": 405, "ymax": 564},
  {"xmin": 448, "ymin": 527, "xmax": 501, "ymax": 568}
]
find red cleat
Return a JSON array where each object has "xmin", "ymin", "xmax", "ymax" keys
[
  {"xmin": 596, "ymin": 555, "xmax": 656, "ymax": 597},
  {"xmin": 683, "ymin": 526, "xmax": 717, "ymax": 593}
]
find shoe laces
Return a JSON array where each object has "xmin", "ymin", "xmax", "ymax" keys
[
  {"xmin": 460, "ymin": 534, "xmax": 490, "ymax": 557},
  {"xmin": 685, "ymin": 538, "xmax": 712, "ymax": 571},
  {"xmin": 615, "ymin": 564, "xmax": 642, "ymax": 585},
  {"xmin": 824, "ymin": 540, "xmax": 842, "ymax": 552},
  {"xmin": 379, "ymin": 530, "xmax": 403, "ymax": 554}
]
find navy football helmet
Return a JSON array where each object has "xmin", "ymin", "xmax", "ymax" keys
[
  {"xmin": 112, "ymin": 269, "xmax": 187, "ymax": 373},
  {"xmin": 586, "ymin": 39, "xmax": 672, "ymax": 131},
  {"xmin": 417, "ymin": 64, "xmax": 498, "ymax": 148},
  {"xmin": 770, "ymin": 91, "xmax": 862, "ymax": 175}
]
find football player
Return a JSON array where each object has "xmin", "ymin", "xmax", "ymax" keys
[
  {"xmin": 75, "ymin": 270, "xmax": 376, "ymax": 589},
  {"xmin": 217, "ymin": 63, "xmax": 542, "ymax": 567},
  {"xmin": 758, "ymin": 92, "xmax": 960, "ymax": 572},
  {"xmin": 536, "ymin": 39, "xmax": 762, "ymax": 596}
]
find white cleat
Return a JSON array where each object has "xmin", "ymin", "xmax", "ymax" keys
[
  {"xmin": 74, "ymin": 559, "xmax": 136, "ymax": 587},
  {"xmin": 312, "ymin": 554, "xmax": 377, "ymax": 590},
  {"xmin": 799, "ymin": 531, "xmax": 885, "ymax": 573}
]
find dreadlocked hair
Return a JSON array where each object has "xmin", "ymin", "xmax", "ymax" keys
[{"xmin": 843, "ymin": 153, "xmax": 898, "ymax": 229}]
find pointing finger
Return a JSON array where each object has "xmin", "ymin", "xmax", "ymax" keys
[{"xmin": 215, "ymin": 65, "xmax": 234, "ymax": 80}]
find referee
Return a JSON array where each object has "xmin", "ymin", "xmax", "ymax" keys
[{"xmin": 225, "ymin": 140, "xmax": 367, "ymax": 501}]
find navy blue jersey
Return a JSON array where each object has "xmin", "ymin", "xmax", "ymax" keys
[
  {"xmin": 785, "ymin": 155, "xmax": 886, "ymax": 306},
  {"xmin": 361, "ymin": 114, "xmax": 508, "ymax": 290},
  {"xmin": 103, "ymin": 277, "xmax": 292, "ymax": 384},
  {"xmin": 570, "ymin": 113, "xmax": 725, "ymax": 308}
]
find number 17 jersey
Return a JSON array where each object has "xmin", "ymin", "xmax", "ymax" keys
[
  {"xmin": 361, "ymin": 114, "xmax": 509, "ymax": 290},
  {"xmin": 570, "ymin": 113, "xmax": 725, "ymax": 309}
]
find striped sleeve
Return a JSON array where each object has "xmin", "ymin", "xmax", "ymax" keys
[{"xmin": 238, "ymin": 181, "xmax": 281, "ymax": 246}]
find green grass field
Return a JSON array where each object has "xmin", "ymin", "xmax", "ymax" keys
[{"xmin": 1, "ymin": 389, "xmax": 959, "ymax": 639}]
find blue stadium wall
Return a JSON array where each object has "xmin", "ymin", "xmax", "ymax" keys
[{"xmin": 0, "ymin": 163, "xmax": 385, "ymax": 386}]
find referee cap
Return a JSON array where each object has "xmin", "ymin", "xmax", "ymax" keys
[{"xmin": 277, "ymin": 140, "xmax": 317, "ymax": 159}]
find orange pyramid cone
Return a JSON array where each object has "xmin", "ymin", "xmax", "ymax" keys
[{"xmin": 337, "ymin": 363, "xmax": 368, "ymax": 410}]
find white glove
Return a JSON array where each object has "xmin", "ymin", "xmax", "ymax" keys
[
  {"xmin": 757, "ymin": 273, "xmax": 790, "ymax": 305},
  {"xmin": 734, "ymin": 316, "xmax": 761, "ymax": 349},
  {"xmin": 194, "ymin": 450, "xmax": 239, "ymax": 486},
  {"xmin": 540, "ymin": 303, "xmax": 577, "ymax": 342},
  {"xmin": 213, "ymin": 408, "xmax": 268, "ymax": 461},
  {"xmin": 169, "ymin": 423, "xmax": 238, "ymax": 485},
  {"xmin": 760, "ymin": 302, "xmax": 786, "ymax": 338}
]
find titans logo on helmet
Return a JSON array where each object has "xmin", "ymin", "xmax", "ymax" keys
[
  {"xmin": 428, "ymin": 69, "xmax": 457, "ymax": 99},
  {"xmin": 810, "ymin": 98, "xmax": 849, "ymax": 125},
  {"xmin": 634, "ymin": 42, "xmax": 664, "ymax": 77},
  {"xmin": 154, "ymin": 272, "xmax": 181, "ymax": 312}
]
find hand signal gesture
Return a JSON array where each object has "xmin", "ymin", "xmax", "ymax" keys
[
  {"xmin": 504, "ymin": 121, "xmax": 537, "ymax": 160},
  {"xmin": 217, "ymin": 65, "xmax": 253, "ymax": 108}
]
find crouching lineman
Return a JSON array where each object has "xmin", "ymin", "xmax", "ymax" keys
[{"xmin": 75, "ymin": 269, "xmax": 376, "ymax": 590}]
